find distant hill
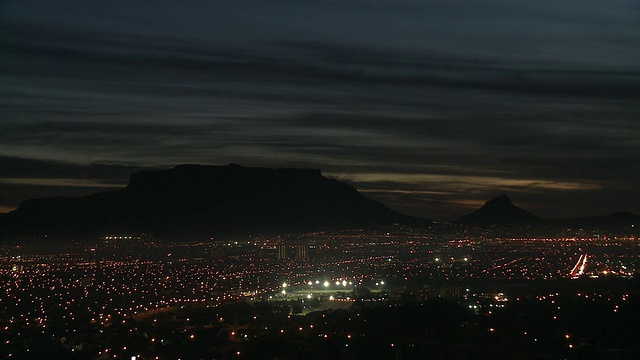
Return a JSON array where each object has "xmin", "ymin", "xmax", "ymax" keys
[
  {"xmin": 457, "ymin": 194, "xmax": 639, "ymax": 231},
  {"xmin": 547, "ymin": 211, "xmax": 640, "ymax": 230},
  {"xmin": 0, "ymin": 164, "xmax": 426, "ymax": 240},
  {"xmin": 457, "ymin": 194, "xmax": 541, "ymax": 227}
]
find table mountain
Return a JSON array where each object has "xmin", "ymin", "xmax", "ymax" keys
[{"xmin": 0, "ymin": 164, "xmax": 423, "ymax": 240}]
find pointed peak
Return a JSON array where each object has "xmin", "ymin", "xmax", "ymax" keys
[
  {"xmin": 486, "ymin": 194, "xmax": 512, "ymax": 206},
  {"xmin": 456, "ymin": 193, "xmax": 540, "ymax": 226}
]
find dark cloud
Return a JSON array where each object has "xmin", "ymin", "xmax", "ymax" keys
[
  {"xmin": 1, "ymin": 0, "xmax": 639, "ymax": 219},
  {"xmin": 0, "ymin": 156, "xmax": 151, "ymax": 180},
  {"xmin": 5, "ymin": 25, "xmax": 640, "ymax": 101}
]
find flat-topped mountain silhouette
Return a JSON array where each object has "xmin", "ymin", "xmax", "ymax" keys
[
  {"xmin": 457, "ymin": 194, "xmax": 639, "ymax": 230},
  {"xmin": 2, "ymin": 168, "xmax": 637, "ymax": 241},
  {"xmin": 0, "ymin": 164, "xmax": 422, "ymax": 240}
]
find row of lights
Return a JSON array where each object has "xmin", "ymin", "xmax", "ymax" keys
[{"xmin": 284, "ymin": 279, "xmax": 385, "ymax": 288}]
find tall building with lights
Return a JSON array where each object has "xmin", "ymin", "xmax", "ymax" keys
[
  {"xmin": 295, "ymin": 245, "xmax": 308, "ymax": 260},
  {"xmin": 277, "ymin": 245, "xmax": 287, "ymax": 260}
]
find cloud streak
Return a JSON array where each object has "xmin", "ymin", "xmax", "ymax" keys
[{"xmin": 1, "ymin": 0, "xmax": 639, "ymax": 219}]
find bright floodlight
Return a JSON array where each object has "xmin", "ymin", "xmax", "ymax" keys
[
  {"xmin": 380, "ymin": 280, "xmax": 384, "ymax": 285},
  {"xmin": 323, "ymin": 281, "xmax": 329, "ymax": 287},
  {"xmin": 335, "ymin": 281, "xmax": 340, "ymax": 286},
  {"xmin": 315, "ymin": 280, "xmax": 320, "ymax": 284},
  {"xmin": 282, "ymin": 282, "xmax": 287, "ymax": 288},
  {"xmin": 307, "ymin": 294, "xmax": 312, "ymax": 299},
  {"xmin": 308, "ymin": 281, "xmax": 313, "ymax": 286},
  {"xmin": 342, "ymin": 280, "xmax": 347, "ymax": 286}
]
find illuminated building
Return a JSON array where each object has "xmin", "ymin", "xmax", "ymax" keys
[
  {"xmin": 295, "ymin": 245, "xmax": 308, "ymax": 260},
  {"xmin": 277, "ymin": 244, "xmax": 287, "ymax": 260}
]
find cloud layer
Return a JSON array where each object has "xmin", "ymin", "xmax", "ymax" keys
[{"xmin": 1, "ymin": 0, "xmax": 639, "ymax": 219}]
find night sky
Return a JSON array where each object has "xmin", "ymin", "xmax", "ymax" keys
[{"xmin": 1, "ymin": 0, "xmax": 639, "ymax": 220}]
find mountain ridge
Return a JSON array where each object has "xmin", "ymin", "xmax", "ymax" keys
[
  {"xmin": 457, "ymin": 194, "xmax": 639, "ymax": 230},
  {"xmin": 0, "ymin": 164, "xmax": 426, "ymax": 241},
  {"xmin": 1, "ymin": 169, "xmax": 638, "ymax": 241},
  {"xmin": 457, "ymin": 194, "xmax": 541, "ymax": 226}
]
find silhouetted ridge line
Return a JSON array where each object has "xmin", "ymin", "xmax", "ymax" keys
[
  {"xmin": 456, "ymin": 194, "xmax": 540, "ymax": 227},
  {"xmin": 0, "ymin": 164, "xmax": 425, "ymax": 241},
  {"xmin": 457, "ymin": 194, "xmax": 639, "ymax": 230}
]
